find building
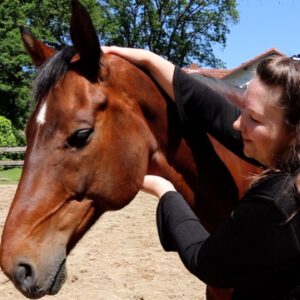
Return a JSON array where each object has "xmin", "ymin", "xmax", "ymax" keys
[{"xmin": 183, "ymin": 48, "xmax": 286, "ymax": 89}]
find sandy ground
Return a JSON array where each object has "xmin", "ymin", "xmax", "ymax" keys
[{"xmin": 0, "ymin": 185, "xmax": 206, "ymax": 300}]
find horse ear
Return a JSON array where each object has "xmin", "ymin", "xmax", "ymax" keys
[
  {"xmin": 70, "ymin": 0, "xmax": 101, "ymax": 76},
  {"xmin": 20, "ymin": 26, "xmax": 56, "ymax": 67}
]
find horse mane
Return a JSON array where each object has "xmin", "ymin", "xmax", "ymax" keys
[{"xmin": 32, "ymin": 46, "xmax": 77, "ymax": 103}]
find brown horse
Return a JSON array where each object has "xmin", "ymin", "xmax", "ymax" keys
[{"xmin": 0, "ymin": 1, "xmax": 260, "ymax": 299}]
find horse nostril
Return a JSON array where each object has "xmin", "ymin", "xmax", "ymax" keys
[
  {"xmin": 13, "ymin": 261, "xmax": 35, "ymax": 289},
  {"xmin": 16, "ymin": 263, "xmax": 31, "ymax": 280}
]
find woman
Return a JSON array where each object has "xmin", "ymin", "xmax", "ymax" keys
[{"xmin": 103, "ymin": 47, "xmax": 300, "ymax": 300}]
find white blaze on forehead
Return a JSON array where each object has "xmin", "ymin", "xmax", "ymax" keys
[{"xmin": 36, "ymin": 102, "xmax": 48, "ymax": 125}]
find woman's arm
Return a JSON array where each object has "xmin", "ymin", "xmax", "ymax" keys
[
  {"xmin": 153, "ymin": 174, "xmax": 297, "ymax": 291},
  {"xmin": 102, "ymin": 46, "xmax": 176, "ymax": 99}
]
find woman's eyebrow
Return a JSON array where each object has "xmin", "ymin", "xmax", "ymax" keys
[{"xmin": 245, "ymin": 106, "xmax": 264, "ymax": 119}]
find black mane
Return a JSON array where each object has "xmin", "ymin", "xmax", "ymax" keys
[{"xmin": 32, "ymin": 46, "xmax": 77, "ymax": 102}]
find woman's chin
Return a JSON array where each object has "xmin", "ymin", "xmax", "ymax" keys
[{"xmin": 243, "ymin": 145, "xmax": 254, "ymax": 159}]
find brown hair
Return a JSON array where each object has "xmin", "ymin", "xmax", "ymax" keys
[
  {"xmin": 251, "ymin": 56, "xmax": 300, "ymax": 221},
  {"xmin": 256, "ymin": 55, "xmax": 300, "ymax": 174}
]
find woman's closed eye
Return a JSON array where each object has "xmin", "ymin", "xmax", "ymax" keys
[{"xmin": 249, "ymin": 115, "xmax": 261, "ymax": 123}]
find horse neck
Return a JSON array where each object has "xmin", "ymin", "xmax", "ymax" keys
[
  {"xmin": 138, "ymin": 81, "xmax": 199, "ymax": 205},
  {"xmin": 139, "ymin": 75, "xmax": 249, "ymax": 207},
  {"xmin": 104, "ymin": 55, "xmax": 207, "ymax": 205}
]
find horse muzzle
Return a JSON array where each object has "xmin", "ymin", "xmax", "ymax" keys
[{"xmin": 9, "ymin": 256, "xmax": 67, "ymax": 299}]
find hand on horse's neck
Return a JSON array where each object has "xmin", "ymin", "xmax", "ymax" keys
[{"xmin": 147, "ymin": 150, "xmax": 195, "ymax": 204}]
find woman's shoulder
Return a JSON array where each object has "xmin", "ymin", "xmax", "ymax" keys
[
  {"xmin": 247, "ymin": 172, "xmax": 290, "ymax": 198},
  {"xmin": 235, "ymin": 172, "xmax": 299, "ymax": 225}
]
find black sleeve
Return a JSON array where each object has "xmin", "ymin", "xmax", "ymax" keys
[
  {"xmin": 156, "ymin": 191, "xmax": 210, "ymax": 252},
  {"xmin": 157, "ymin": 174, "xmax": 300, "ymax": 289},
  {"xmin": 173, "ymin": 67, "xmax": 248, "ymax": 161}
]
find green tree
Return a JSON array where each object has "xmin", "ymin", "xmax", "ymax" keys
[
  {"xmin": 0, "ymin": 0, "xmax": 30, "ymax": 130},
  {"xmin": 0, "ymin": 0, "xmax": 101, "ymax": 131},
  {"xmin": 98, "ymin": 0, "xmax": 239, "ymax": 67},
  {"xmin": 0, "ymin": 0, "xmax": 238, "ymax": 133}
]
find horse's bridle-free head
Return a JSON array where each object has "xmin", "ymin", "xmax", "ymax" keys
[{"xmin": 0, "ymin": 1, "xmax": 162, "ymax": 298}]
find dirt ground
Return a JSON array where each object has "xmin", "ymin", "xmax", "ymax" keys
[{"xmin": 0, "ymin": 185, "xmax": 206, "ymax": 300}]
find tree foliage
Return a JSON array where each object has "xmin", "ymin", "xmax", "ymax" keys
[
  {"xmin": 0, "ymin": 0, "xmax": 238, "ymax": 132},
  {"xmin": 0, "ymin": 0, "xmax": 101, "ymax": 131},
  {"xmin": 98, "ymin": 0, "xmax": 239, "ymax": 67}
]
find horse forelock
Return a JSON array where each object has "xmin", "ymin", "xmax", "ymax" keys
[{"xmin": 32, "ymin": 46, "xmax": 77, "ymax": 103}]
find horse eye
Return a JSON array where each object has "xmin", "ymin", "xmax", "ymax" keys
[{"xmin": 67, "ymin": 128, "xmax": 93, "ymax": 148}]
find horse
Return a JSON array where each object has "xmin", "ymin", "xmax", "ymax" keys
[{"xmin": 0, "ymin": 1, "xmax": 260, "ymax": 299}]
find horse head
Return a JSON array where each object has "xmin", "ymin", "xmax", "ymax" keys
[{"xmin": 0, "ymin": 1, "xmax": 171, "ymax": 298}]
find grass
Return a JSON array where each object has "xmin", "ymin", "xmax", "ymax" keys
[{"xmin": 0, "ymin": 167, "xmax": 22, "ymax": 184}]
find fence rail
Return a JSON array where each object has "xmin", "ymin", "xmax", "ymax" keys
[{"xmin": 0, "ymin": 147, "xmax": 26, "ymax": 167}]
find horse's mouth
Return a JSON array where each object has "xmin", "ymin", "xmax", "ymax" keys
[
  {"xmin": 18, "ymin": 258, "xmax": 66, "ymax": 299},
  {"xmin": 47, "ymin": 259, "xmax": 67, "ymax": 295}
]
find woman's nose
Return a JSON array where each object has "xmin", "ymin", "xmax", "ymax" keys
[{"xmin": 233, "ymin": 115, "xmax": 241, "ymax": 131}]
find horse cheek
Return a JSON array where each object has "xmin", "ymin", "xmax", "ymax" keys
[{"xmin": 91, "ymin": 139, "xmax": 149, "ymax": 210}]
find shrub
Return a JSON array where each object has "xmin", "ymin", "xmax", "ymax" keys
[
  {"xmin": 12, "ymin": 127, "xmax": 26, "ymax": 146},
  {"xmin": 0, "ymin": 116, "xmax": 21, "ymax": 165},
  {"xmin": 0, "ymin": 116, "xmax": 17, "ymax": 147}
]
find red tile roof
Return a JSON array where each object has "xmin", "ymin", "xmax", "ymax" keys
[
  {"xmin": 223, "ymin": 48, "xmax": 285, "ymax": 78},
  {"xmin": 182, "ymin": 67, "xmax": 230, "ymax": 79},
  {"xmin": 183, "ymin": 48, "xmax": 286, "ymax": 79}
]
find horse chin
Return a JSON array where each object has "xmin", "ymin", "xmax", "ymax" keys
[{"xmin": 47, "ymin": 259, "xmax": 67, "ymax": 296}]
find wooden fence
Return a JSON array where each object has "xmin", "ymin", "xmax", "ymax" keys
[{"xmin": 0, "ymin": 147, "xmax": 26, "ymax": 167}]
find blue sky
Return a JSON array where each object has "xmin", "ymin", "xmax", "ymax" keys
[{"xmin": 212, "ymin": 0, "xmax": 300, "ymax": 69}]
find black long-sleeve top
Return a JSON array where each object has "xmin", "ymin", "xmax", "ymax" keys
[{"xmin": 156, "ymin": 67, "xmax": 300, "ymax": 300}]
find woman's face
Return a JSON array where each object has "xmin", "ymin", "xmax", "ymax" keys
[{"xmin": 233, "ymin": 76, "xmax": 292, "ymax": 167}]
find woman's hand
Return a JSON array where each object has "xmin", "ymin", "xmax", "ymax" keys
[{"xmin": 141, "ymin": 175, "xmax": 176, "ymax": 199}]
